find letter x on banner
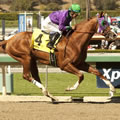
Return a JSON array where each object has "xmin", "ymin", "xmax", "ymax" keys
[{"xmin": 96, "ymin": 62, "xmax": 120, "ymax": 88}]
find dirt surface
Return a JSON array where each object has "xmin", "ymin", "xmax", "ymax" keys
[{"xmin": 0, "ymin": 102, "xmax": 120, "ymax": 120}]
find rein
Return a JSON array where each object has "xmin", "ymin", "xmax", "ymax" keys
[
  {"xmin": 64, "ymin": 20, "xmax": 98, "ymax": 57},
  {"xmin": 74, "ymin": 30, "xmax": 95, "ymax": 34},
  {"xmin": 64, "ymin": 30, "xmax": 73, "ymax": 58},
  {"xmin": 63, "ymin": 19, "xmax": 98, "ymax": 58}
]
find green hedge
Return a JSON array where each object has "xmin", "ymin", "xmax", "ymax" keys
[
  {"xmin": 0, "ymin": 12, "xmax": 18, "ymax": 20},
  {"xmin": 91, "ymin": 10, "xmax": 120, "ymax": 17},
  {"xmin": 0, "ymin": 10, "xmax": 120, "ymax": 27},
  {"xmin": 0, "ymin": 10, "xmax": 120, "ymax": 21},
  {"xmin": 0, "ymin": 11, "xmax": 52, "ymax": 21}
]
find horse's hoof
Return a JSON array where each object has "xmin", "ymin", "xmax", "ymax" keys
[
  {"xmin": 65, "ymin": 86, "xmax": 70, "ymax": 91},
  {"xmin": 42, "ymin": 90, "xmax": 58, "ymax": 101},
  {"xmin": 111, "ymin": 87, "xmax": 115, "ymax": 92},
  {"xmin": 47, "ymin": 92, "xmax": 58, "ymax": 101},
  {"xmin": 42, "ymin": 90, "xmax": 48, "ymax": 96},
  {"xmin": 109, "ymin": 91, "xmax": 114, "ymax": 98}
]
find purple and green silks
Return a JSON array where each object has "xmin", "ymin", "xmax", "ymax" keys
[{"xmin": 49, "ymin": 10, "xmax": 72, "ymax": 31}]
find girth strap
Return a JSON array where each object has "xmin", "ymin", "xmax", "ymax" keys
[{"xmin": 50, "ymin": 51, "xmax": 57, "ymax": 67}]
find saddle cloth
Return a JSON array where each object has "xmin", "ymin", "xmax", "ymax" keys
[
  {"xmin": 31, "ymin": 29, "xmax": 59, "ymax": 53},
  {"xmin": 31, "ymin": 29, "xmax": 52, "ymax": 53},
  {"xmin": 31, "ymin": 29, "xmax": 58, "ymax": 66}
]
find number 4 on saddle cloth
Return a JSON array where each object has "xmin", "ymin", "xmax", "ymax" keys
[{"xmin": 31, "ymin": 29, "xmax": 60, "ymax": 66}]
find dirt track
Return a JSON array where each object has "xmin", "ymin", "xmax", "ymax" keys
[{"xmin": 0, "ymin": 102, "xmax": 120, "ymax": 120}]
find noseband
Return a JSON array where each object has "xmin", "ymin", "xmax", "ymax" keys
[{"xmin": 97, "ymin": 17, "xmax": 111, "ymax": 35}]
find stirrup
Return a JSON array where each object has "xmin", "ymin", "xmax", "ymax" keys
[{"xmin": 47, "ymin": 43, "xmax": 54, "ymax": 49}]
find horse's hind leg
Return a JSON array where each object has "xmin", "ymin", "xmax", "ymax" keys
[
  {"xmin": 30, "ymin": 58, "xmax": 41, "ymax": 83},
  {"xmin": 29, "ymin": 58, "xmax": 45, "ymax": 92},
  {"xmin": 30, "ymin": 58, "xmax": 58, "ymax": 101},
  {"xmin": 80, "ymin": 62, "xmax": 115, "ymax": 97},
  {"xmin": 10, "ymin": 54, "xmax": 57, "ymax": 101}
]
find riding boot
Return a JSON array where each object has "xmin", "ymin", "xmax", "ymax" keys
[{"xmin": 47, "ymin": 32, "xmax": 60, "ymax": 49}]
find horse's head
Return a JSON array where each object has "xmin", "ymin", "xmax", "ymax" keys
[{"xmin": 97, "ymin": 16, "xmax": 117, "ymax": 40}]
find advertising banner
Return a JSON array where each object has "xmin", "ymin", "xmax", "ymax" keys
[
  {"xmin": 96, "ymin": 62, "xmax": 120, "ymax": 88},
  {"xmin": 26, "ymin": 15, "xmax": 33, "ymax": 31},
  {"xmin": 18, "ymin": 13, "xmax": 33, "ymax": 32},
  {"xmin": 18, "ymin": 14, "xmax": 26, "ymax": 32}
]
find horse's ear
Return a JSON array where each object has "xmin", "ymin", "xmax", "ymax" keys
[
  {"xmin": 99, "ymin": 11, "xmax": 104, "ymax": 18},
  {"xmin": 74, "ymin": 25, "xmax": 77, "ymax": 30},
  {"xmin": 87, "ymin": 17, "xmax": 92, "ymax": 21}
]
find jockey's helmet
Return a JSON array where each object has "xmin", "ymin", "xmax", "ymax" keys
[{"xmin": 69, "ymin": 4, "xmax": 81, "ymax": 13}]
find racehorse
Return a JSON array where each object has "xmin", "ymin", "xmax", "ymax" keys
[{"xmin": 0, "ymin": 15, "xmax": 117, "ymax": 101}]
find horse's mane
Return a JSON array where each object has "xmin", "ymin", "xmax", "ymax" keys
[
  {"xmin": 75, "ymin": 17, "xmax": 96, "ymax": 30},
  {"xmin": 62, "ymin": 17, "xmax": 96, "ymax": 38}
]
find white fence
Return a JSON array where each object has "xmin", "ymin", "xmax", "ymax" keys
[{"xmin": 0, "ymin": 66, "xmax": 66, "ymax": 73}]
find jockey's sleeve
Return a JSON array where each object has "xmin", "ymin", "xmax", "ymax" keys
[
  {"xmin": 49, "ymin": 10, "xmax": 72, "ymax": 31},
  {"xmin": 59, "ymin": 16, "xmax": 71, "ymax": 31},
  {"xmin": 59, "ymin": 22, "xmax": 67, "ymax": 31}
]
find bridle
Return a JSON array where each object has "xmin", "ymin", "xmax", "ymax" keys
[
  {"xmin": 74, "ymin": 17, "xmax": 111, "ymax": 37},
  {"xmin": 97, "ymin": 17, "xmax": 113, "ymax": 39},
  {"xmin": 63, "ymin": 18, "xmax": 98, "ymax": 58}
]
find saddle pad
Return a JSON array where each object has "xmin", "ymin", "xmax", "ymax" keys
[{"xmin": 31, "ymin": 29, "xmax": 54, "ymax": 53}]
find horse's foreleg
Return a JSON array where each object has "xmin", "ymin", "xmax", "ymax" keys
[
  {"xmin": 62, "ymin": 63, "xmax": 84, "ymax": 91},
  {"xmin": 86, "ymin": 64, "xmax": 115, "ymax": 97}
]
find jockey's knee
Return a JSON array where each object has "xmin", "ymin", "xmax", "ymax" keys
[
  {"xmin": 49, "ymin": 32, "xmax": 60, "ymax": 41},
  {"xmin": 47, "ymin": 32, "xmax": 61, "ymax": 49}
]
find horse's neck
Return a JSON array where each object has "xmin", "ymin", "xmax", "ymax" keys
[
  {"xmin": 89, "ymin": 17, "xmax": 98, "ymax": 32},
  {"xmin": 77, "ymin": 18, "xmax": 97, "ymax": 32},
  {"xmin": 71, "ymin": 18, "xmax": 98, "ymax": 48},
  {"xmin": 58, "ymin": 18, "xmax": 98, "ymax": 51}
]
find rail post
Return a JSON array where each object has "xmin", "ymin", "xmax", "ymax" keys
[
  {"xmin": 45, "ymin": 65, "xmax": 48, "ymax": 89},
  {"xmin": 2, "ymin": 19, "xmax": 5, "ymax": 40},
  {"xmin": 1, "ymin": 65, "xmax": 6, "ymax": 96}
]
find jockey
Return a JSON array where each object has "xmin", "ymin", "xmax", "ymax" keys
[{"xmin": 42, "ymin": 4, "xmax": 81, "ymax": 49}]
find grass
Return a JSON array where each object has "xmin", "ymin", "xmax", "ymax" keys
[
  {"xmin": 0, "ymin": 20, "xmax": 18, "ymax": 28},
  {"xmin": 88, "ymin": 49, "xmax": 120, "ymax": 53},
  {"xmin": 12, "ymin": 73, "xmax": 120, "ymax": 98}
]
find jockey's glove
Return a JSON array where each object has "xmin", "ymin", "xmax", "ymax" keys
[{"xmin": 66, "ymin": 26, "xmax": 72, "ymax": 30}]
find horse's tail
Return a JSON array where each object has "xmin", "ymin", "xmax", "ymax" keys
[
  {"xmin": 0, "ymin": 40, "xmax": 7, "ymax": 45},
  {"xmin": 0, "ymin": 40, "xmax": 8, "ymax": 53}
]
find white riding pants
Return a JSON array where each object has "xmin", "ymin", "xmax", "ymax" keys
[{"xmin": 42, "ymin": 16, "xmax": 61, "ymax": 34}]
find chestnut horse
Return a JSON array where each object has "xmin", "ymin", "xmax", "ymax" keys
[{"xmin": 0, "ymin": 16, "xmax": 117, "ymax": 101}]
